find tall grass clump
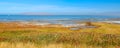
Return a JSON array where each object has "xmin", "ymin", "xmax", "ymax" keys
[{"xmin": 0, "ymin": 31, "xmax": 120, "ymax": 48}]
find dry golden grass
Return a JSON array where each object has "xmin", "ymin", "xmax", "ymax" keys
[
  {"xmin": 0, "ymin": 42, "xmax": 117, "ymax": 48},
  {"xmin": 1, "ymin": 22, "xmax": 120, "ymax": 34},
  {"xmin": 0, "ymin": 22, "xmax": 119, "ymax": 34},
  {"xmin": 0, "ymin": 42, "xmax": 38, "ymax": 48},
  {"xmin": 0, "ymin": 22, "xmax": 120, "ymax": 48},
  {"xmin": 80, "ymin": 22, "xmax": 120, "ymax": 34}
]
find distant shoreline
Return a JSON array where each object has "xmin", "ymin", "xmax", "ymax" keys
[{"xmin": 0, "ymin": 15, "xmax": 120, "ymax": 22}]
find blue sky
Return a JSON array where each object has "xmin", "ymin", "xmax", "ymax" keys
[{"xmin": 0, "ymin": 0, "xmax": 120, "ymax": 15}]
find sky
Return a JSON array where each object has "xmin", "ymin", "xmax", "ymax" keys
[{"xmin": 0, "ymin": 0, "xmax": 120, "ymax": 15}]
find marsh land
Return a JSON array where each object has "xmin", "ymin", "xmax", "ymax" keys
[{"xmin": 0, "ymin": 21, "xmax": 120, "ymax": 48}]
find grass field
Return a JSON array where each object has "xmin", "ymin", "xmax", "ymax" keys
[{"xmin": 0, "ymin": 22, "xmax": 120, "ymax": 48}]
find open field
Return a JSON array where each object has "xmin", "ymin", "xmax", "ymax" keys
[{"xmin": 0, "ymin": 22, "xmax": 120, "ymax": 48}]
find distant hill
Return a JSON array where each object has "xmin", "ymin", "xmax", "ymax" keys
[
  {"xmin": 0, "ymin": 12, "xmax": 120, "ymax": 16},
  {"xmin": 21, "ymin": 12, "xmax": 52, "ymax": 15}
]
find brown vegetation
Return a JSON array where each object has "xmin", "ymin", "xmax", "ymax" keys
[{"xmin": 0, "ymin": 22, "xmax": 120, "ymax": 48}]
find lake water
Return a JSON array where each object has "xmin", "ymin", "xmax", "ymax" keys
[{"xmin": 0, "ymin": 15, "xmax": 120, "ymax": 22}]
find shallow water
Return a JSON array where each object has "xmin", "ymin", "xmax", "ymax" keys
[
  {"xmin": 0, "ymin": 15, "xmax": 120, "ymax": 21},
  {"xmin": 0, "ymin": 15, "xmax": 120, "ymax": 25}
]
